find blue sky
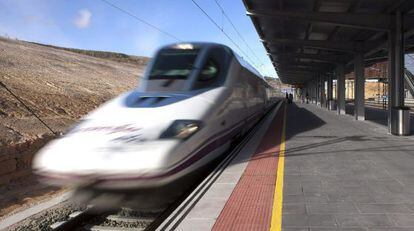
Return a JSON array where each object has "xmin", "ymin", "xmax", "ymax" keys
[{"xmin": 0, "ymin": 0, "xmax": 276, "ymax": 77}]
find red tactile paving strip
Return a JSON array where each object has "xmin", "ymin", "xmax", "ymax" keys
[{"xmin": 212, "ymin": 104, "xmax": 285, "ymax": 231}]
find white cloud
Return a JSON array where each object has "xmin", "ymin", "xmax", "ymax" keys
[{"xmin": 74, "ymin": 9, "xmax": 92, "ymax": 29}]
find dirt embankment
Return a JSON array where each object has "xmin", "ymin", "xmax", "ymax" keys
[{"xmin": 0, "ymin": 37, "xmax": 149, "ymax": 185}]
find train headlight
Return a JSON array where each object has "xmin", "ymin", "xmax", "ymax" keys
[{"xmin": 160, "ymin": 120, "xmax": 202, "ymax": 139}]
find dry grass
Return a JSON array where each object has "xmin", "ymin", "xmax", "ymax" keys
[{"xmin": 0, "ymin": 37, "xmax": 148, "ymax": 145}]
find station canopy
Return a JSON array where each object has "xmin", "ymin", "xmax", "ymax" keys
[{"xmin": 243, "ymin": 0, "xmax": 414, "ymax": 85}]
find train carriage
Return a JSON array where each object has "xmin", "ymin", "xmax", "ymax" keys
[{"xmin": 32, "ymin": 42, "xmax": 278, "ymax": 209}]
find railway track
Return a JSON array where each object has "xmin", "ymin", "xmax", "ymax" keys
[{"xmin": 50, "ymin": 206, "xmax": 155, "ymax": 231}]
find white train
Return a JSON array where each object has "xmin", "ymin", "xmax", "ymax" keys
[{"xmin": 33, "ymin": 42, "xmax": 278, "ymax": 208}]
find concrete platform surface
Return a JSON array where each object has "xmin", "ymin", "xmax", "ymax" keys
[{"xmin": 284, "ymin": 103, "xmax": 414, "ymax": 230}]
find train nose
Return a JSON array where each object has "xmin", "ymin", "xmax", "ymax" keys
[{"xmin": 33, "ymin": 136, "xmax": 181, "ymax": 182}]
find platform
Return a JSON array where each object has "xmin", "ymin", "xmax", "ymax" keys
[{"xmin": 160, "ymin": 102, "xmax": 414, "ymax": 231}]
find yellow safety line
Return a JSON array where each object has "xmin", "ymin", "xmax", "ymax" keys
[{"xmin": 270, "ymin": 104, "xmax": 287, "ymax": 231}]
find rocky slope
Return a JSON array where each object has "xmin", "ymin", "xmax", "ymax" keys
[{"xmin": 0, "ymin": 37, "xmax": 148, "ymax": 145}]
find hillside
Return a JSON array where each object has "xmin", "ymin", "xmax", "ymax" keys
[
  {"xmin": 0, "ymin": 37, "xmax": 149, "ymax": 146},
  {"xmin": 29, "ymin": 42, "xmax": 148, "ymax": 66}
]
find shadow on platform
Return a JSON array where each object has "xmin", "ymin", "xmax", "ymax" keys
[
  {"xmin": 281, "ymin": 103, "xmax": 371, "ymax": 158},
  {"xmin": 229, "ymin": 102, "xmax": 414, "ymax": 165},
  {"xmin": 228, "ymin": 102, "xmax": 328, "ymax": 165},
  {"xmin": 285, "ymin": 103, "xmax": 326, "ymax": 141}
]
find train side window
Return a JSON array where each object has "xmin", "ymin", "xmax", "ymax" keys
[
  {"xmin": 193, "ymin": 58, "xmax": 221, "ymax": 90},
  {"xmin": 192, "ymin": 46, "xmax": 231, "ymax": 90},
  {"xmin": 199, "ymin": 59, "xmax": 219, "ymax": 82}
]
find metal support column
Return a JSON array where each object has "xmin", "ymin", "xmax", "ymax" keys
[
  {"xmin": 389, "ymin": 11, "xmax": 410, "ymax": 135},
  {"xmin": 311, "ymin": 81, "xmax": 314, "ymax": 104},
  {"xmin": 315, "ymin": 74, "xmax": 320, "ymax": 105},
  {"xmin": 311, "ymin": 82, "xmax": 314, "ymax": 104},
  {"xmin": 394, "ymin": 11, "xmax": 405, "ymax": 108},
  {"xmin": 323, "ymin": 76, "xmax": 326, "ymax": 108},
  {"xmin": 337, "ymin": 64, "xmax": 346, "ymax": 114},
  {"xmin": 316, "ymin": 80, "xmax": 318, "ymax": 104},
  {"xmin": 327, "ymin": 73, "xmax": 334, "ymax": 110},
  {"xmin": 317, "ymin": 77, "xmax": 320, "ymax": 105},
  {"xmin": 310, "ymin": 80, "xmax": 317, "ymax": 104},
  {"xmin": 354, "ymin": 53, "xmax": 365, "ymax": 120},
  {"xmin": 320, "ymin": 75, "xmax": 325, "ymax": 107},
  {"xmin": 309, "ymin": 81, "xmax": 313, "ymax": 104}
]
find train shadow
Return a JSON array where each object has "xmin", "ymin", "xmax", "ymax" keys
[
  {"xmin": 284, "ymin": 103, "xmax": 326, "ymax": 141},
  {"xmin": 224, "ymin": 102, "xmax": 330, "ymax": 165}
]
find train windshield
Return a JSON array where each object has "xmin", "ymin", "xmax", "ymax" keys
[{"xmin": 149, "ymin": 48, "xmax": 200, "ymax": 80}]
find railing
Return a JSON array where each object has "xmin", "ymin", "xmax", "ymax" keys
[
  {"xmin": 365, "ymin": 99, "xmax": 414, "ymax": 111},
  {"xmin": 404, "ymin": 54, "xmax": 414, "ymax": 97},
  {"xmin": 404, "ymin": 69, "xmax": 414, "ymax": 97}
]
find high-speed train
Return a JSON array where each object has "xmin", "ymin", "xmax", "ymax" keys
[{"xmin": 33, "ymin": 42, "xmax": 278, "ymax": 207}]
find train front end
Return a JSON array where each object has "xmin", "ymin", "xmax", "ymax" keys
[{"xmin": 33, "ymin": 43, "xmax": 233, "ymax": 192}]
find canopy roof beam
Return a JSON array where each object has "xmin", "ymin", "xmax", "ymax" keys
[
  {"xmin": 247, "ymin": 9, "xmax": 414, "ymax": 31},
  {"xmin": 273, "ymin": 53, "xmax": 350, "ymax": 64},
  {"xmin": 263, "ymin": 38, "xmax": 383, "ymax": 53},
  {"xmin": 277, "ymin": 70, "xmax": 319, "ymax": 75},
  {"xmin": 274, "ymin": 62, "xmax": 334, "ymax": 69}
]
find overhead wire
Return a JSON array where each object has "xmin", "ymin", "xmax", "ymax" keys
[
  {"xmin": 0, "ymin": 81, "xmax": 57, "ymax": 135},
  {"xmin": 190, "ymin": 0, "xmax": 260, "ymax": 73},
  {"xmin": 100, "ymin": 0, "xmax": 269, "ymax": 76},
  {"xmin": 213, "ymin": 0, "xmax": 267, "ymax": 75},
  {"xmin": 99, "ymin": 0, "xmax": 181, "ymax": 42}
]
